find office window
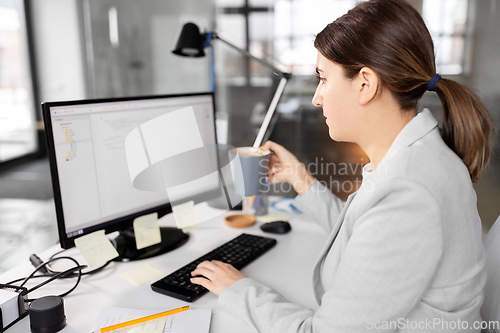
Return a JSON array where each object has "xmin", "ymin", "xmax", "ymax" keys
[
  {"xmin": 272, "ymin": 0, "xmax": 472, "ymax": 76},
  {"xmin": 0, "ymin": 0, "xmax": 37, "ymax": 163},
  {"xmin": 215, "ymin": 0, "xmax": 276, "ymax": 85},
  {"xmin": 248, "ymin": 0, "xmax": 273, "ymax": 6},
  {"xmin": 273, "ymin": 0, "xmax": 365, "ymax": 75},
  {"xmin": 249, "ymin": 11, "xmax": 274, "ymax": 84},
  {"xmin": 215, "ymin": 13, "xmax": 247, "ymax": 83},
  {"xmin": 215, "ymin": 0, "xmax": 244, "ymax": 6},
  {"xmin": 214, "ymin": 0, "xmax": 283, "ymax": 147},
  {"xmin": 423, "ymin": 0, "xmax": 470, "ymax": 75}
]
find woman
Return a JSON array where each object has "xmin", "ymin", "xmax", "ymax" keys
[{"xmin": 191, "ymin": 0, "xmax": 494, "ymax": 331}]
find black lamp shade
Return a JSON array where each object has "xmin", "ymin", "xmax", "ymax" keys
[{"xmin": 172, "ymin": 23, "xmax": 205, "ymax": 57}]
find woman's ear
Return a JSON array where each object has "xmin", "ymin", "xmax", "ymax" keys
[{"xmin": 356, "ymin": 67, "xmax": 379, "ymax": 106}]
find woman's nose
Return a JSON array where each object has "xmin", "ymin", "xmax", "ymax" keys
[{"xmin": 312, "ymin": 87, "xmax": 322, "ymax": 107}]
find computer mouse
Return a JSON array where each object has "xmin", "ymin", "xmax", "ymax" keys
[{"xmin": 260, "ymin": 221, "xmax": 291, "ymax": 234}]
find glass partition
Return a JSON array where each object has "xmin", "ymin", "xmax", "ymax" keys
[
  {"xmin": 81, "ymin": 0, "xmax": 214, "ymax": 98},
  {"xmin": 0, "ymin": 0, "xmax": 37, "ymax": 163}
]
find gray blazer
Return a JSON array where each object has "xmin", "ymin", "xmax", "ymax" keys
[{"xmin": 219, "ymin": 109, "xmax": 486, "ymax": 332}]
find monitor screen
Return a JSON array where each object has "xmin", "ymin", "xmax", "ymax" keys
[{"xmin": 42, "ymin": 92, "xmax": 220, "ymax": 258}]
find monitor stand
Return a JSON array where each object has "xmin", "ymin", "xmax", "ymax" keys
[{"xmin": 112, "ymin": 227, "xmax": 189, "ymax": 261}]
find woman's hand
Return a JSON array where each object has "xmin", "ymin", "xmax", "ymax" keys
[
  {"xmin": 260, "ymin": 140, "xmax": 314, "ymax": 195},
  {"xmin": 190, "ymin": 260, "xmax": 246, "ymax": 296}
]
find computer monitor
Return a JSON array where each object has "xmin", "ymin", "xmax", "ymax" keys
[{"xmin": 42, "ymin": 92, "xmax": 220, "ymax": 260}]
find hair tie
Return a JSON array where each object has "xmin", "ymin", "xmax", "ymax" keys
[{"xmin": 427, "ymin": 74, "xmax": 441, "ymax": 92}]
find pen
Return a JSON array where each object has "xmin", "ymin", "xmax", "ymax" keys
[{"xmin": 93, "ymin": 305, "xmax": 190, "ymax": 333}]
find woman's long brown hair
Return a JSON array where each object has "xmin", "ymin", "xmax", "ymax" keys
[{"xmin": 314, "ymin": 0, "xmax": 493, "ymax": 182}]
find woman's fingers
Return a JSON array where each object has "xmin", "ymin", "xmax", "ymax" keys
[
  {"xmin": 268, "ymin": 165, "xmax": 285, "ymax": 184},
  {"xmin": 191, "ymin": 260, "xmax": 230, "ymax": 279},
  {"xmin": 189, "ymin": 260, "xmax": 246, "ymax": 296},
  {"xmin": 262, "ymin": 141, "xmax": 295, "ymax": 184},
  {"xmin": 261, "ymin": 140, "xmax": 288, "ymax": 158},
  {"xmin": 190, "ymin": 276, "xmax": 213, "ymax": 289},
  {"xmin": 262, "ymin": 141, "xmax": 298, "ymax": 166},
  {"xmin": 260, "ymin": 140, "xmax": 277, "ymax": 152},
  {"xmin": 269, "ymin": 155, "xmax": 280, "ymax": 167},
  {"xmin": 191, "ymin": 266, "xmax": 216, "ymax": 280}
]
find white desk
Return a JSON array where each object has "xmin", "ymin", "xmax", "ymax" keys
[{"xmin": 0, "ymin": 201, "xmax": 327, "ymax": 333}]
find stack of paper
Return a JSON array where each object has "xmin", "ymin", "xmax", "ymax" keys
[{"xmin": 89, "ymin": 307, "xmax": 211, "ymax": 333}]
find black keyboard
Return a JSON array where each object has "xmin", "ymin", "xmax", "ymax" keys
[{"xmin": 151, "ymin": 233, "xmax": 277, "ymax": 302}]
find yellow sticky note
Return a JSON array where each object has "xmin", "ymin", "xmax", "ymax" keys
[
  {"xmin": 74, "ymin": 230, "xmax": 119, "ymax": 267},
  {"xmin": 121, "ymin": 315, "xmax": 167, "ymax": 333},
  {"xmin": 133, "ymin": 213, "xmax": 161, "ymax": 250},
  {"xmin": 121, "ymin": 263, "xmax": 165, "ymax": 285},
  {"xmin": 257, "ymin": 212, "xmax": 291, "ymax": 223},
  {"xmin": 172, "ymin": 201, "xmax": 200, "ymax": 229},
  {"xmin": 181, "ymin": 223, "xmax": 198, "ymax": 233}
]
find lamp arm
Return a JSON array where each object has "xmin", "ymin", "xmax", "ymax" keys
[
  {"xmin": 212, "ymin": 34, "xmax": 290, "ymax": 79},
  {"xmin": 204, "ymin": 32, "xmax": 291, "ymax": 148},
  {"xmin": 253, "ymin": 76, "xmax": 288, "ymax": 148}
]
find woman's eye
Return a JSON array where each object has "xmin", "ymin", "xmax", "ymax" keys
[
  {"xmin": 316, "ymin": 75, "xmax": 325, "ymax": 83},
  {"xmin": 316, "ymin": 73, "xmax": 326, "ymax": 83}
]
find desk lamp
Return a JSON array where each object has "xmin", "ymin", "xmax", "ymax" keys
[{"xmin": 172, "ymin": 22, "xmax": 291, "ymax": 148}]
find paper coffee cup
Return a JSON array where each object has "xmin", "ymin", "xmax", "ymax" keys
[{"xmin": 228, "ymin": 147, "xmax": 270, "ymax": 197}]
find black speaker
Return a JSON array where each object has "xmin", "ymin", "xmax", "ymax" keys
[{"xmin": 29, "ymin": 296, "xmax": 66, "ymax": 333}]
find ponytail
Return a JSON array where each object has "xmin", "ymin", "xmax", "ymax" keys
[{"xmin": 435, "ymin": 79, "xmax": 493, "ymax": 182}]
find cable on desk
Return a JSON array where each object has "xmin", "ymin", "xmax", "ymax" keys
[
  {"xmin": 6, "ymin": 256, "xmax": 87, "ymax": 302},
  {"xmin": 29, "ymin": 249, "xmax": 112, "ymax": 277},
  {"xmin": 50, "ymin": 249, "xmax": 112, "ymax": 276}
]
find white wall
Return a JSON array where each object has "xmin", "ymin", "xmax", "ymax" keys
[{"xmin": 31, "ymin": 0, "xmax": 86, "ymax": 104}]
